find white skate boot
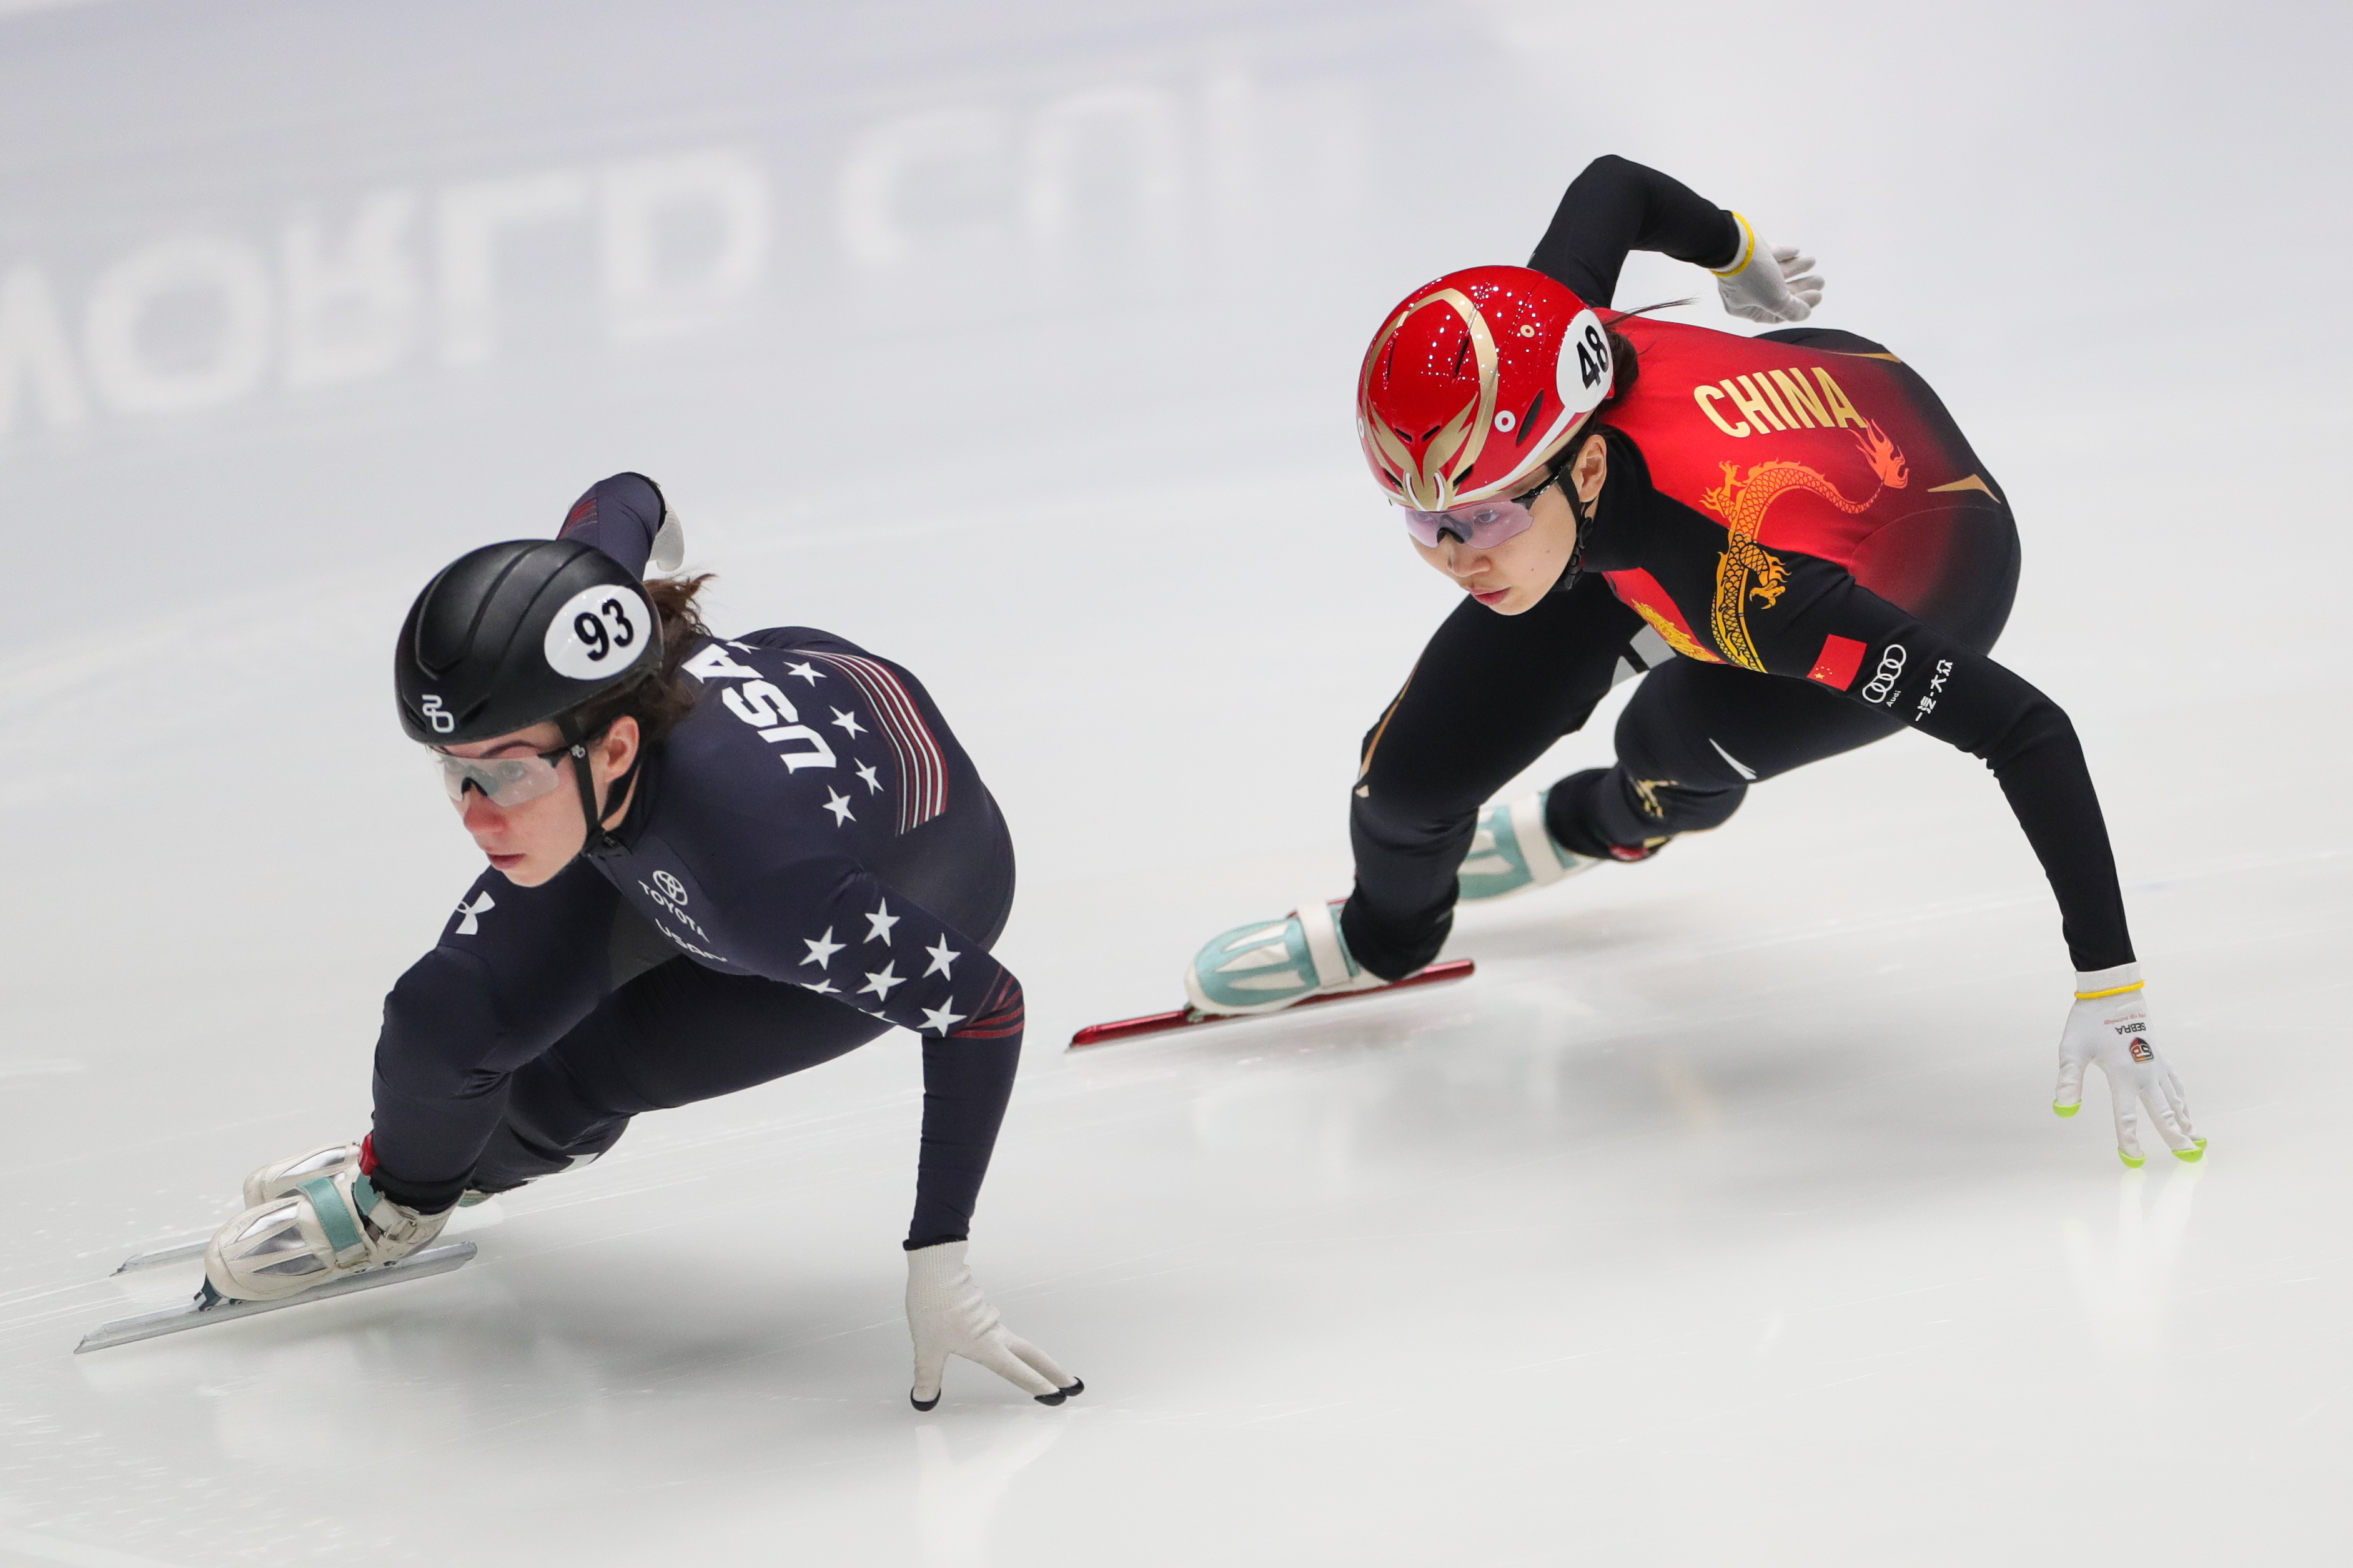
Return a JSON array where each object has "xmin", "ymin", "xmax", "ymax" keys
[
  {"xmin": 204, "ymin": 1167, "xmax": 451, "ymax": 1303},
  {"xmin": 1184, "ymin": 898, "xmax": 1386, "ymax": 1015},
  {"xmin": 1456, "ymin": 787, "xmax": 1600, "ymax": 902}
]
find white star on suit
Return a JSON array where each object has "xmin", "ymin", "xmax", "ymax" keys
[
  {"xmin": 801, "ymin": 927, "xmax": 843, "ymax": 969},
  {"xmin": 830, "ymin": 707, "xmax": 866, "ymax": 739},
  {"xmin": 803, "ymin": 977, "xmax": 840, "ymax": 995},
  {"xmin": 785, "ymin": 661, "xmax": 823, "ymax": 685},
  {"xmin": 919, "ymin": 1002, "xmax": 967, "ymax": 1035},
  {"xmin": 726, "ymin": 640, "xmax": 760, "ymax": 653},
  {"xmin": 855, "ymin": 760, "xmax": 883, "ymax": 794},
  {"xmin": 821, "ymin": 788, "xmax": 854, "ymax": 826},
  {"xmin": 859, "ymin": 963, "xmax": 904, "ymax": 1000},
  {"xmin": 866, "ymin": 899, "xmax": 899, "ymax": 945},
  {"xmin": 923, "ymin": 935, "xmax": 960, "ymax": 979}
]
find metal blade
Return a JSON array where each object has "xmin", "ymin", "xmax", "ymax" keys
[
  {"xmin": 76, "ymin": 1241, "xmax": 477, "ymax": 1354},
  {"xmin": 112, "ymin": 1238, "xmax": 209, "ymax": 1275},
  {"xmin": 1068, "ymin": 959, "xmax": 1476, "ymax": 1048}
]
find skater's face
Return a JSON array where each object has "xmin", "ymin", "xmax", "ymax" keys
[
  {"xmin": 1411, "ymin": 433, "xmax": 1605, "ymax": 614},
  {"xmin": 436, "ymin": 716, "xmax": 642, "ymax": 887}
]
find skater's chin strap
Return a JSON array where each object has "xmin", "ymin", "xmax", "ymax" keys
[
  {"xmin": 560, "ymin": 715, "xmax": 645, "ymax": 861},
  {"xmin": 1550, "ymin": 489, "xmax": 1596, "ymax": 598}
]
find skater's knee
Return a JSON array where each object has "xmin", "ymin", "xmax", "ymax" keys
[
  {"xmin": 1547, "ymin": 766, "xmax": 1744, "ymax": 857},
  {"xmin": 377, "ymin": 954, "xmax": 508, "ymax": 1098},
  {"xmin": 506, "ymin": 1046, "xmax": 651, "ymax": 1146},
  {"xmin": 1350, "ymin": 769, "xmax": 1485, "ymax": 851}
]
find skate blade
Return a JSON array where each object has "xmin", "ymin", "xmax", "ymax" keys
[
  {"xmin": 114, "ymin": 1200, "xmax": 503, "ymax": 1276},
  {"xmin": 113, "ymin": 1238, "xmax": 210, "ymax": 1275},
  {"xmin": 1068, "ymin": 959, "xmax": 1475, "ymax": 1049},
  {"xmin": 76, "ymin": 1241, "xmax": 477, "ymax": 1354}
]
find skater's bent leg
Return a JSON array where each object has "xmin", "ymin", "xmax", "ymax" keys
[
  {"xmin": 1548, "ymin": 659, "xmax": 1906, "ymax": 855},
  {"xmin": 468, "ymin": 959, "xmax": 898, "ymax": 1191},
  {"xmin": 367, "ymin": 860, "xmax": 624, "ymax": 1210},
  {"xmin": 468, "ymin": 790, "xmax": 1020, "ymax": 1200},
  {"xmin": 1345, "ymin": 574, "xmax": 1643, "ymax": 977}
]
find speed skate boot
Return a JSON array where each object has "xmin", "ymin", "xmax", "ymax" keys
[
  {"xmin": 1456, "ymin": 787, "xmax": 1602, "ymax": 902},
  {"xmin": 1184, "ymin": 898, "xmax": 1385, "ymax": 1016},
  {"xmin": 204, "ymin": 1166, "xmax": 450, "ymax": 1303}
]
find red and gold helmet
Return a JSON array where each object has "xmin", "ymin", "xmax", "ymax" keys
[{"xmin": 1357, "ymin": 265, "xmax": 1614, "ymax": 511}]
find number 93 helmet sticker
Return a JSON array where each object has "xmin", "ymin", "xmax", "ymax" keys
[{"xmin": 544, "ymin": 583, "xmax": 651, "ymax": 680}]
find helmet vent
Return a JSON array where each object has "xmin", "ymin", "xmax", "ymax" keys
[
  {"xmin": 1514, "ymin": 390, "xmax": 1545, "ymax": 446},
  {"xmin": 414, "ymin": 550, "xmax": 529, "ymax": 676}
]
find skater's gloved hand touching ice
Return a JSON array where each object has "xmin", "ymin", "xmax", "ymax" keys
[
  {"xmin": 2053, "ymin": 965, "xmax": 2204, "ymax": 1167},
  {"xmin": 1713, "ymin": 215, "xmax": 1822, "ymax": 323},
  {"xmin": 906, "ymin": 1241, "xmax": 1081, "ymax": 1409}
]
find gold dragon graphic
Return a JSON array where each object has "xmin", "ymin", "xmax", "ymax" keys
[{"xmin": 1699, "ymin": 422, "xmax": 1908, "ymax": 671}]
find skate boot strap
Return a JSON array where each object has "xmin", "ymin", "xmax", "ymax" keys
[
  {"xmin": 295, "ymin": 1174, "xmax": 375, "ymax": 1266},
  {"xmin": 1295, "ymin": 897, "xmax": 1353, "ymax": 989}
]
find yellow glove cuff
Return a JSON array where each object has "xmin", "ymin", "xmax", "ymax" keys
[
  {"xmin": 2073, "ymin": 980, "xmax": 2146, "ymax": 1000},
  {"xmin": 1709, "ymin": 212, "xmax": 1758, "ymax": 277}
]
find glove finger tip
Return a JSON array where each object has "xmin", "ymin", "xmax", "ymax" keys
[
  {"xmin": 2116, "ymin": 1148, "xmax": 2146, "ymax": 1169},
  {"xmin": 910, "ymin": 1389, "xmax": 941, "ymax": 1411},
  {"xmin": 2051, "ymin": 1101, "xmax": 2081, "ymax": 1118}
]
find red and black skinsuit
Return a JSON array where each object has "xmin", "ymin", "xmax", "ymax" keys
[{"xmin": 1340, "ymin": 157, "xmax": 2131, "ymax": 981}]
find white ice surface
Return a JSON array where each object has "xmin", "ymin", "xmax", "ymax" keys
[{"xmin": 1, "ymin": 2, "xmax": 2349, "ymax": 1563}]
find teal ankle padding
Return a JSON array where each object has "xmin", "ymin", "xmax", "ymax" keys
[
  {"xmin": 1458, "ymin": 789, "xmax": 1559, "ymax": 902},
  {"xmin": 1189, "ymin": 907, "xmax": 1355, "ymax": 1013},
  {"xmin": 298, "ymin": 1174, "xmax": 366, "ymax": 1256}
]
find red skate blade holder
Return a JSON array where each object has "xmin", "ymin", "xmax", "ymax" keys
[{"xmin": 1067, "ymin": 960, "xmax": 1475, "ymax": 1050}]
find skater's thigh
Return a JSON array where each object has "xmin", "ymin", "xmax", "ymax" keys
[
  {"xmin": 1363, "ymin": 574, "xmax": 1642, "ymax": 816},
  {"xmin": 538, "ymin": 959, "xmax": 894, "ymax": 1117},
  {"xmin": 1617, "ymin": 659, "xmax": 1904, "ymax": 788}
]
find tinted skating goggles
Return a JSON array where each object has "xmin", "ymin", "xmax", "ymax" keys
[
  {"xmin": 1398, "ymin": 474, "xmax": 1557, "ymax": 550},
  {"xmin": 432, "ymin": 744, "xmax": 575, "ymax": 809}
]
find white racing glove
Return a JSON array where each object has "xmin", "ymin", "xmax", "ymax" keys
[
  {"xmin": 906, "ymin": 1240, "xmax": 1082, "ymax": 1411},
  {"xmin": 2053, "ymin": 964, "xmax": 2205, "ymax": 1167},
  {"xmin": 1713, "ymin": 212, "xmax": 1823, "ymax": 323}
]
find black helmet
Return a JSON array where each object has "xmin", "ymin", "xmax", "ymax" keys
[{"xmin": 395, "ymin": 538, "xmax": 662, "ymax": 746}]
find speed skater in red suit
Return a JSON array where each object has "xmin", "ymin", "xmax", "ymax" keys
[{"xmin": 1181, "ymin": 155, "xmax": 2200, "ymax": 1169}]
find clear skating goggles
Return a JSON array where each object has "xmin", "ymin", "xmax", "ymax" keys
[
  {"xmin": 432, "ymin": 744, "xmax": 576, "ymax": 809},
  {"xmin": 1397, "ymin": 473, "xmax": 1557, "ymax": 550}
]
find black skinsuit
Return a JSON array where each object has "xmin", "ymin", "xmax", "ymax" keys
[
  {"xmin": 1340, "ymin": 157, "xmax": 2131, "ymax": 982},
  {"xmin": 368, "ymin": 478, "xmax": 1024, "ymax": 1249}
]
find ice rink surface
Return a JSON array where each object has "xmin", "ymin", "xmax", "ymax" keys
[{"xmin": 1, "ymin": 1, "xmax": 2348, "ymax": 1562}]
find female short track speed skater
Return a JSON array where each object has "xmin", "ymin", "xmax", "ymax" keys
[
  {"xmin": 1182, "ymin": 156, "xmax": 2201, "ymax": 1168},
  {"xmin": 200, "ymin": 473, "xmax": 1079, "ymax": 1408}
]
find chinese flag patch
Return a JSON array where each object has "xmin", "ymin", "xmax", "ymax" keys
[{"xmin": 1808, "ymin": 634, "xmax": 1867, "ymax": 690}]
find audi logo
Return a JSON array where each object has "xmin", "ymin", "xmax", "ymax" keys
[{"xmin": 1860, "ymin": 643, "xmax": 1907, "ymax": 704}]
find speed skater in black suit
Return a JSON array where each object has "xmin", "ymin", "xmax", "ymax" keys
[
  {"xmin": 1182, "ymin": 156, "xmax": 2200, "ymax": 1170},
  {"xmin": 197, "ymin": 473, "xmax": 1080, "ymax": 1409}
]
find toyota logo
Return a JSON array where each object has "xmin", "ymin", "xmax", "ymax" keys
[{"xmin": 652, "ymin": 870, "xmax": 688, "ymax": 905}]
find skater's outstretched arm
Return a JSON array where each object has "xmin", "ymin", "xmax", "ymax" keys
[
  {"xmin": 1746, "ymin": 561, "xmax": 2129, "ymax": 968},
  {"xmin": 1528, "ymin": 154, "xmax": 1821, "ymax": 323},
  {"xmin": 555, "ymin": 471, "xmax": 675, "ymax": 578},
  {"xmin": 707, "ymin": 861, "xmax": 1076, "ymax": 1406},
  {"xmin": 1746, "ymin": 561, "xmax": 2201, "ymax": 1165}
]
